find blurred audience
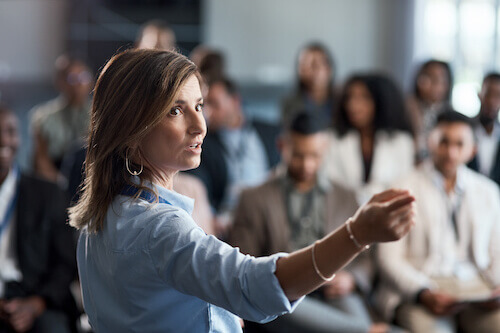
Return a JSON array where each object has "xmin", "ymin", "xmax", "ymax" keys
[
  {"xmin": 282, "ymin": 42, "xmax": 336, "ymax": 126},
  {"xmin": 189, "ymin": 46, "xmax": 226, "ymax": 107},
  {"xmin": 407, "ymin": 60, "xmax": 453, "ymax": 161},
  {"xmin": 229, "ymin": 112, "xmax": 393, "ymax": 333},
  {"xmin": 0, "ymin": 106, "xmax": 77, "ymax": 333},
  {"xmin": 376, "ymin": 111, "xmax": 500, "ymax": 333},
  {"xmin": 468, "ymin": 72, "xmax": 500, "ymax": 187},
  {"xmin": 199, "ymin": 50, "xmax": 226, "ymax": 84},
  {"xmin": 135, "ymin": 20, "xmax": 176, "ymax": 51},
  {"xmin": 324, "ymin": 74, "xmax": 414, "ymax": 204},
  {"xmin": 188, "ymin": 77, "xmax": 280, "ymax": 233},
  {"xmin": 30, "ymin": 55, "xmax": 93, "ymax": 185}
]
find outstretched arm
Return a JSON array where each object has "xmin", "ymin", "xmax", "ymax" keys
[{"xmin": 275, "ymin": 189, "xmax": 415, "ymax": 301}]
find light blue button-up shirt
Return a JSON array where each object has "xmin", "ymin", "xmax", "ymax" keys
[{"xmin": 77, "ymin": 179, "xmax": 300, "ymax": 332}]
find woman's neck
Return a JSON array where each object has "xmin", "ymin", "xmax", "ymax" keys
[
  {"xmin": 358, "ymin": 126, "xmax": 375, "ymax": 139},
  {"xmin": 308, "ymin": 86, "xmax": 329, "ymax": 105},
  {"xmin": 358, "ymin": 128, "xmax": 375, "ymax": 159},
  {"xmin": 146, "ymin": 170, "xmax": 176, "ymax": 190}
]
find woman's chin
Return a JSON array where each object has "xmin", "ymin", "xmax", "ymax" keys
[{"xmin": 179, "ymin": 159, "xmax": 201, "ymax": 172}]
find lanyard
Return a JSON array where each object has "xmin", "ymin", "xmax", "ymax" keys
[
  {"xmin": 121, "ymin": 184, "xmax": 172, "ymax": 205},
  {"xmin": 0, "ymin": 170, "xmax": 19, "ymax": 240}
]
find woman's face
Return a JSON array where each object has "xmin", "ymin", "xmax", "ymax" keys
[
  {"xmin": 345, "ymin": 82, "xmax": 375, "ymax": 130},
  {"xmin": 298, "ymin": 49, "xmax": 331, "ymax": 91},
  {"xmin": 417, "ymin": 63, "xmax": 449, "ymax": 104},
  {"xmin": 139, "ymin": 75, "xmax": 207, "ymax": 177}
]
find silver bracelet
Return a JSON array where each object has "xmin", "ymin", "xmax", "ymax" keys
[
  {"xmin": 346, "ymin": 218, "xmax": 370, "ymax": 251},
  {"xmin": 311, "ymin": 241, "xmax": 335, "ymax": 281}
]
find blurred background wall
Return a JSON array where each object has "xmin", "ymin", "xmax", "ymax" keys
[
  {"xmin": 0, "ymin": 0, "xmax": 498, "ymax": 168},
  {"xmin": 204, "ymin": 0, "xmax": 414, "ymax": 87}
]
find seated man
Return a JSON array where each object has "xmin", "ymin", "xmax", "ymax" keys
[
  {"xmin": 468, "ymin": 72, "xmax": 500, "ymax": 186},
  {"xmin": 229, "ymin": 112, "xmax": 385, "ymax": 333},
  {"xmin": 30, "ymin": 55, "xmax": 93, "ymax": 185},
  {"xmin": 188, "ymin": 77, "xmax": 280, "ymax": 234},
  {"xmin": 0, "ymin": 105, "xmax": 77, "ymax": 333},
  {"xmin": 376, "ymin": 111, "xmax": 500, "ymax": 333}
]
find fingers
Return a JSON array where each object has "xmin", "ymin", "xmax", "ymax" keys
[
  {"xmin": 388, "ymin": 202, "xmax": 416, "ymax": 222},
  {"xmin": 384, "ymin": 193, "xmax": 415, "ymax": 212},
  {"xmin": 369, "ymin": 189, "xmax": 410, "ymax": 204}
]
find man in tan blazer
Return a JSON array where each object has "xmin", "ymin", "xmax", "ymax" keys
[
  {"xmin": 376, "ymin": 111, "xmax": 500, "ymax": 333},
  {"xmin": 229, "ymin": 112, "xmax": 386, "ymax": 333}
]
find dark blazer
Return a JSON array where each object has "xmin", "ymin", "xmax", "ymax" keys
[
  {"xmin": 4, "ymin": 174, "xmax": 77, "ymax": 314},
  {"xmin": 468, "ymin": 152, "xmax": 500, "ymax": 187},
  {"xmin": 187, "ymin": 121, "xmax": 280, "ymax": 212},
  {"xmin": 468, "ymin": 122, "xmax": 500, "ymax": 187}
]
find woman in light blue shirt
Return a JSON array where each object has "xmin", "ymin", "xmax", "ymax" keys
[{"xmin": 69, "ymin": 49, "xmax": 416, "ymax": 332}]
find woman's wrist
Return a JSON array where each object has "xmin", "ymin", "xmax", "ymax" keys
[{"xmin": 348, "ymin": 217, "xmax": 371, "ymax": 249}]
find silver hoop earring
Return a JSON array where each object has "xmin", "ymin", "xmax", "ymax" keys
[{"xmin": 126, "ymin": 149, "xmax": 143, "ymax": 176}]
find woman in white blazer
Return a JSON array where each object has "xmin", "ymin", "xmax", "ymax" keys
[{"xmin": 324, "ymin": 74, "xmax": 415, "ymax": 204}]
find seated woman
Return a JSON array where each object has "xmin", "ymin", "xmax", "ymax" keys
[
  {"xmin": 281, "ymin": 42, "xmax": 336, "ymax": 126},
  {"xmin": 324, "ymin": 74, "xmax": 415, "ymax": 204},
  {"xmin": 407, "ymin": 60, "xmax": 453, "ymax": 161},
  {"xmin": 70, "ymin": 49, "xmax": 416, "ymax": 332}
]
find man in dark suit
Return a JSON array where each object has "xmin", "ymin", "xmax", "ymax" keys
[
  {"xmin": 468, "ymin": 72, "xmax": 500, "ymax": 186},
  {"xmin": 0, "ymin": 105, "xmax": 76, "ymax": 333}
]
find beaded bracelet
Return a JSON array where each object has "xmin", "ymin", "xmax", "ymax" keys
[
  {"xmin": 346, "ymin": 218, "xmax": 370, "ymax": 251},
  {"xmin": 311, "ymin": 241, "xmax": 335, "ymax": 281}
]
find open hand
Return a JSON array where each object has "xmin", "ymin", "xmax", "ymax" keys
[{"xmin": 350, "ymin": 189, "xmax": 416, "ymax": 246}]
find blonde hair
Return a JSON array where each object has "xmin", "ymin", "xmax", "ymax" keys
[{"xmin": 69, "ymin": 49, "xmax": 199, "ymax": 233}]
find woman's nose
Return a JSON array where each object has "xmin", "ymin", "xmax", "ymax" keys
[{"xmin": 188, "ymin": 111, "xmax": 207, "ymax": 137}]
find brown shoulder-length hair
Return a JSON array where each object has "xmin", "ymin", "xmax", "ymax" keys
[{"xmin": 69, "ymin": 49, "xmax": 199, "ymax": 233}]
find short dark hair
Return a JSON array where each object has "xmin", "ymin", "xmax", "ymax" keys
[
  {"xmin": 483, "ymin": 72, "xmax": 500, "ymax": 85},
  {"xmin": 208, "ymin": 77, "xmax": 239, "ymax": 96},
  {"xmin": 435, "ymin": 110, "xmax": 473, "ymax": 129},
  {"xmin": 199, "ymin": 51, "xmax": 225, "ymax": 83},
  {"xmin": 288, "ymin": 111, "xmax": 328, "ymax": 135}
]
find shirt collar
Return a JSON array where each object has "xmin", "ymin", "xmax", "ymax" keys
[
  {"xmin": 424, "ymin": 160, "xmax": 465, "ymax": 196},
  {"xmin": 130, "ymin": 175, "xmax": 194, "ymax": 215},
  {"xmin": 475, "ymin": 121, "xmax": 500, "ymax": 139}
]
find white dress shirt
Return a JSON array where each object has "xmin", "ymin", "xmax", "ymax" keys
[
  {"xmin": 0, "ymin": 168, "xmax": 22, "ymax": 297},
  {"xmin": 475, "ymin": 122, "xmax": 500, "ymax": 176}
]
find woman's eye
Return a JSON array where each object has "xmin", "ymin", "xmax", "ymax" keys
[
  {"xmin": 195, "ymin": 104, "xmax": 204, "ymax": 112},
  {"xmin": 169, "ymin": 107, "xmax": 182, "ymax": 116}
]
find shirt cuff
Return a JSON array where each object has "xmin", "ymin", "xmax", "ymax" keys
[{"xmin": 245, "ymin": 252, "xmax": 304, "ymax": 323}]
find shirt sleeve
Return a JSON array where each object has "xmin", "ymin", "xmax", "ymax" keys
[{"xmin": 147, "ymin": 207, "xmax": 302, "ymax": 323}]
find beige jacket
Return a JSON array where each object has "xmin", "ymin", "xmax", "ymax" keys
[
  {"xmin": 228, "ymin": 169, "xmax": 375, "ymax": 293},
  {"xmin": 375, "ymin": 162, "xmax": 500, "ymax": 320}
]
